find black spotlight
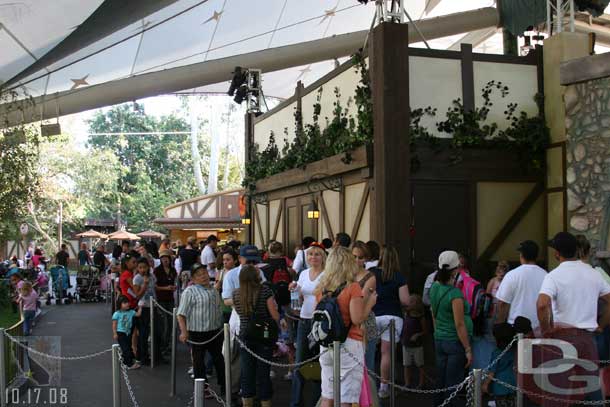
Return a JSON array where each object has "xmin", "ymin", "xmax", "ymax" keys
[
  {"xmin": 233, "ymin": 84, "xmax": 248, "ymax": 104},
  {"xmin": 228, "ymin": 66, "xmax": 247, "ymax": 97},
  {"xmin": 356, "ymin": 0, "xmax": 370, "ymax": 4}
]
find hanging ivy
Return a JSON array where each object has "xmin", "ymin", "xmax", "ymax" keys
[
  {"xmin": 243, "ymin": 52, "xmax": 373, "ymax": 191},
  {"xmin": 410, "ymin": 81, "xmax": 549, "ymax": 171}
]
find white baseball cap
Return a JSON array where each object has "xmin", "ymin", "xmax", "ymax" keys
[{"xmin": 438, "ymin": 251, "xmax": 460, "ymax": 270}]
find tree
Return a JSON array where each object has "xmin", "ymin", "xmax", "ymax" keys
[
  {"xmin": 87, "ymin": 103, "xmax": 200, "ymax": 230},
  {"xmin": 0, "ymin": 88, "xmax": 41, "ymax": 241}
]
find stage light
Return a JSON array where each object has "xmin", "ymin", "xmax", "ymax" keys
[{"xmin": 228, "ymin": 67, "xmax": 246, "ymax": 97}]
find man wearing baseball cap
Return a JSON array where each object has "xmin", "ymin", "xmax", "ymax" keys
[
  {"xmin": 221, "ymin": 245, "xmax": 267, "ymax": 308},
  {"xmin": 537, "ymin": 232, "xmax": 610, "ymax": 334},
  {"xmin": 495, "ymin": 240, "xmax": 547, "ymax": 330}
]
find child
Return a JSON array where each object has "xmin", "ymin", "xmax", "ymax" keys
[
  {"xmin": 482, "ymin": 323, "xmax": 517, "ymax": 407},
  {"xmin": 112, "ymin": 295, "xmax": 142, "ymax": 370},
  {"xmin": 401, "ymin": 294, "xmax": 427, "ymax": 389},
  {"xmin": 277, "ymin": 315, "xmax": 296, "ymax": 380},
  {"xmin": 18, "ymin": 281, "xmax": 39, "ymax": 336},
  {"xmin": 487, "ymin": 261, "xmax": 509, "ymax": 307}
]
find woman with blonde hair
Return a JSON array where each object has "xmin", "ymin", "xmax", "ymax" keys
[
  {"xmin": 316, "ymin": 246, "xmax": 377, "ymax": 407},
  {"xmin": 371, "ymin": 245, "xmax": 410, "ymax": 398},
  {"xmin": 290, "ymin": 242, "xmax": 326, "ymax": 407}
]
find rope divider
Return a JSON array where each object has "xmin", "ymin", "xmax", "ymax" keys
[
  {"xmin": 186, "ymin": 329, "xmax": 225, "ymax": 346},
  {"xmin": 152, "ymin": 298, "xmax": 175, "ymax": 316},
  {"xmin": 118, "ymin": 350, "xmax": 141, "ymax": 407},
  {"xmin": 4, "ymin": 331, "xmax": 112, "ymax": 361}
]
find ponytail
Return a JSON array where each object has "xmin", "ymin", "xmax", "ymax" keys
[{"xmin": 436, "ymin": 264, "xmax": 454, "ymax": 284}]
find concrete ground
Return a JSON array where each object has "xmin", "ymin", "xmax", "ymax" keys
[{"xmin": 15, "ymin": 301, "xmax": 437, "ymax": 407}]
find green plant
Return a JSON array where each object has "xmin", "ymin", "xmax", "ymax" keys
[
  {"xmin": 243, "ymin": 51, "xmax": 373, "ymax": 190},
  {"xmin": 410, "ymin": 81, "xmax": 549, "ymax": 170}
]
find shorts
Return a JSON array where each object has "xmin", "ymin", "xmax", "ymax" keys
[
  {"xmin": 402, "ymin": 345, "xmax": 424, "ymax": 367},
  {"xmin": 375, "ymin": 315, "xmax": 403, "ymax": 342},
  {"xmin": 320, "ymin": 338, "xmax": 364, "ymax": 403}
]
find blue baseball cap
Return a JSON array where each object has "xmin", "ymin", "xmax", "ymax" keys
[{"xmin": 239, "ymin": 245, "xmax": 261, "ymax": 262}]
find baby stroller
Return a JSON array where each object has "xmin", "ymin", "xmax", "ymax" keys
[
  {"xmin": 49, "ymin": 265, "xmax": 72, "ymax": 305},
  {"xmin": 76, "ymin": 265, "xmax": 103, "ymax": 302}
]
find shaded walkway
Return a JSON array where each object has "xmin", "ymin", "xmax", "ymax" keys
[{"xmin": 21, "ymin": 302, "xmax": 434, "ymax": 407}]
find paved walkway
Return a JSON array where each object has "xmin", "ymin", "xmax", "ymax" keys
[{"xmin": 17, "ymin": 302, "xmax": 435, "ymax": 407}]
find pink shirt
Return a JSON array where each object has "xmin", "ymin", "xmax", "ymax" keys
[{"xmin": 20, "ymin": 291, "xmax": 39, "ymax": 311}]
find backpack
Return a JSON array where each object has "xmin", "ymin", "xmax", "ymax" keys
[
  {"xmin": 455, "ymin": 271, "xmax": 489, "ymax": 336},
  {"xmin": 309, "ymin": 283, "xmax": 351, "ymax": 347},
  {"xmin": 262, "ymin": 257, "xmax": 292, "ymax": 306}
]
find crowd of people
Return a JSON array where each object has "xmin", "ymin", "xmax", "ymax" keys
[{"xmin": 7, "ymin": 227, "xmax": 610, "ymax": 407}]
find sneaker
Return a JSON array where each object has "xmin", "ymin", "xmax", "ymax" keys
[
  {"xmin": 269, "ymin": 370, "xmax": 276, "ymax": 379},
  {"xmin": 283, "ymin": 372, "xmax": 293, "ymax": 381},
  {"xmin": 129, "ymin": 363, "xmax": 141, "ymax": 370},
  {"xmin": 378, "ymin": 389, "xmax": 390, "ymax": 399}
]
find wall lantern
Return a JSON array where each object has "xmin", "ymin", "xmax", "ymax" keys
[
  {"xmin": 307, "ymin": 202, "xmax": 320, "ymax": 220},
  {"xmin": 241, "ymin": 218, "xmax": 251, "ymax": 225}
]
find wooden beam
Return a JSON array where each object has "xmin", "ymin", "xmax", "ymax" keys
[
  {"xmin": 351, "ymin": 184, "xmax": 371, "ymax": 240},
  {"xmin": 197, "ymin": 197, "xmax": 216, "ymax": 218},
  {"xmin": 370, "ymin": 22, "xmax": 411, "ymax": 275},
  {"xmin": 319, "ymin": 193, "xmax": 335, "ymax": 239},
  {"xmin": 272, "ymin": 203, "xmax": 283, "ymax": 241},
  {"xmin": 186, "ymin": 202, "xmax": 197, "ymax": 218},
  {"xmin": 560, "ymin": 50, "xmax": 610, "ymax": 85},
  {"xmin": 461, "ymin": 43, "xmax": 475, "ymax": 112},
  {"xmin": 477, "ymin": 182, "xmax": 545, "ymax": 263},
  {"xmin": 253, "ymin": 204, "xmax": 265, "ymax": 248}
]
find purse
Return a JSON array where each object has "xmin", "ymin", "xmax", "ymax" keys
[{"xmin": 244, "ymin": 291, "xmax": 279, "ymax": 345}]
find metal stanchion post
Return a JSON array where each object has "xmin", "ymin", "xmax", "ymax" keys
[
  {"xmin": 389, "ymin": 320, "xmax": 396, "ymax": 407},
  {"xmin": 333, "ymin": 341, "xmax": 341, "ymax": 407},
  {"xmin": 516, "ymin": 333, "xmax": 524, "ymax": 407},
  {"xmin": 150, "ymin": 297, "xmax": 155, "ymax": 369},
  {"xmin": 170, "ymin": 307, "xmax": 177, "ymax": 397},
  {"xmin": 112, "ymin": 344, "xmax": 121, "ymax": 407},
  {"xmin": 473, "ymin": 369, "xmax": 482, "ymax": 407},
  {"xmin": 1, "ymin": 329, "xmax": 6, "ymax": 407},
  {"xmin": 194, "ymin": 378, "xmax": 205, "ymax": 407},
  {"xmin": 223, "ymin": 323, "xmax": 232, "ymax": 407}
]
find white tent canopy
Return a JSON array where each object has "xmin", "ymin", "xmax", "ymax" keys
[{"xmin": 0, "ymin": 0, "xmax": 505, "ymax": 102}]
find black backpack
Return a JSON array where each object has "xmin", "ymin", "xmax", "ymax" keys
[
  {"xmin": 261, "ymin": 258, "xmax": 292, "ymax": 306},
  {"xmin": 309, "ymin": 283, "xmax": 351, "ymax": 347}
]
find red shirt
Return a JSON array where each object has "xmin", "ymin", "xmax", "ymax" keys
[{"xmin": 119, "ymin": 270, "xmax": 137, "ymax": 309}]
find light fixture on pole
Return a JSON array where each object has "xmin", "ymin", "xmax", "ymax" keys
[{"xmin": 241, "ymin": 218, "xmax": 251, "ymax": 225}]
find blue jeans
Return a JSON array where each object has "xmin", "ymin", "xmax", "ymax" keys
[
  {"xmin": 23, "ymin": 310, "xmax": 35, "ymax": 336},
  {"xmin": 434, "ymin": 339, "xmax": 467, "ymax": 407},
  {"xmin": 365, "ymin": 337, "xmax": 377, "ymax": 372},
  {"xmin": 240, "ymin": 340, "xmax": 273, "ymax": 400},
  {"xmin": 290, "ymin": 319, "xmax": 321, "ymax": 407}
]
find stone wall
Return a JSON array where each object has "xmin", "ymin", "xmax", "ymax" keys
[{"xmin": 566, "ymin": 77, "xmax": 610, "ymax": 251}]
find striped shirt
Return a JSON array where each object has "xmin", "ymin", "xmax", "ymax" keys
[
  {"xmin": 233, "ymin": 284, "xmax": 275, "ymax": 335},
  {"xmin": 177, "ymin": 284, "xmax": 222, "ymax": 332}
]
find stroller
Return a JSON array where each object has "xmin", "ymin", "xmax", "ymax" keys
[
  {"xmin": 49, "ymin": 265, "xmax": 72, "ymax": 305},
  {"xmin": 75, "ymin": 265, "xmax": 103, "ymax": 302}
]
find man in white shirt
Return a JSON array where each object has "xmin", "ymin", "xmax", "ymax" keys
[
  {"xmin": 201, "ymin": 235, "xmax": 218, "ymax": 281},
  {"xmin": 495, "ymin": 240, "xmax": 547, "ymax": 329},
  {"xmin": 538, "ymin": 232, "xmax": 610, "ymax": 334},
  {"xmin": 293, "ymin": 237, "xmax": 315, "ymax": 274}
]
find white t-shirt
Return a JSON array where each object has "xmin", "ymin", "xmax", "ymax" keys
[
  {"xmin": 539, "ymin": 260, "xmax": 610, "ymax": 331},
  {"xmin": 297, "ymin": 268, "xmax": 324, "ymax": 319},
  {"xmin": 365, "ymin": 260, "xmax": 379, "ymax": 270},
  {"xmin": 293, "ymin": 248, "xmax": 310, "ymax": 274},
  {"xmin": 201, "ymin": 245, "xmax": 217, "ymax": 279},
  {"xmin": 495, "ymin": 264, "xmax": 547, "ymax": 328}
]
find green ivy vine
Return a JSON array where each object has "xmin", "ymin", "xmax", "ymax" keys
[
  {"xmin": 410, "ymin": 81, "xmax": 549, "ymax": 172},
  {"xmin": 243, "ymin": 52, "xmax": 373, "ymax": 192}
]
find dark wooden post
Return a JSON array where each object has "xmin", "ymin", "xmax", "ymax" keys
[
  {"xmin": 370, "ymin": 22, "xmax": 411, "ymax": 274},
  {"xmin": 244, "ymin": 112, "xmax": 256, "ymax": 244}
]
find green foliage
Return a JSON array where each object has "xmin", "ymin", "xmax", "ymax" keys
[
  {"xmin": 0, "ymin": 88, "xmax": 41, "ymax": 233},
  {"xmin": 243, "ymin": 52, "xmax": 373, "ymax": 191},
  {"xmin": 410, "ymin": 81, "xmax": 550, "ymax": 171},
  {"xmin": 87, "ymin": 103, "xmax": 200, "ymax": 229}
]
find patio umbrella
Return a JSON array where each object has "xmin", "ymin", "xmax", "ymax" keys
[
  {"xmin": 107, "ymin": 230, "xmax": 141, "ymax": 241},
  {"xmin": 76, "ymin": 229, "xmax": 108, "ymax": 239},
  {"xmin": 136, "ymin": 230, "xmax": 165, "ymax": 239}
]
